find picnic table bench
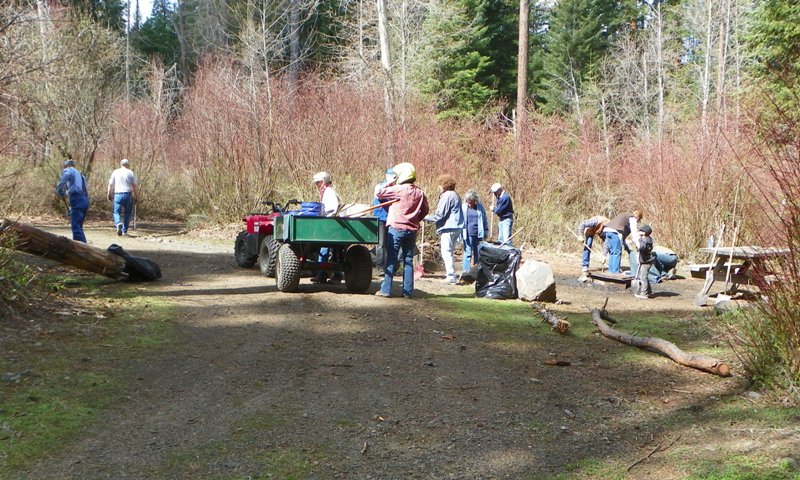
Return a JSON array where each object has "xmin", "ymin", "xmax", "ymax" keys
[{"xmin": 692, "ymin": 246, "xmax": 789, "ymax": 306}]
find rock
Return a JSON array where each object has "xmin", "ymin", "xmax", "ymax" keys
[
  {"xmin": 745, "ymin": 391, "xmax": 762, "ymax": 399},
  {"xmin": 714, "ymin": 300, "xmax": 741, "ymax": 315},
  {"xmin": 516, "ymin": 260, "xmax": 557, "ymax": 302}
]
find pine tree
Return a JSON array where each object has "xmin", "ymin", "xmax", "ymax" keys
[
  {"xmin": 537, "ymin": 0, "xmax": 639, "ymax": 114},
  {"xmin": 413, "ymin": 0, "xmax": 518, "ymax": 119},
  {"xmin": 132, "ymin": 0, "xmax": 180, "ymax": 68},
  {"xmin": 744, "ymin": 0, "xmax": 800, "ymax": 113}
]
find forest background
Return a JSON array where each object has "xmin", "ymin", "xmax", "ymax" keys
[{"xmin": 0, "ymin": 0, "xmax": 798, "ymax": 256}]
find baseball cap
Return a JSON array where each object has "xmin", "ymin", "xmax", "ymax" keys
[
  {"xmin": 639, "ymin": 225, "xmax": 652, "ymax": 235},
  {"xmin": 490, "ymin": 182, "xmax": 502, "ymax": 193},
  {"xmin": 120, "ymin": 158, "xmax": 129, "ymax": 165},
  {"xmin": 312, "ymin": 171, "xmax": 332, "ymax": 184},
  {"xmin": 64, "ymin": 159, "xmax": 75, "ymax": 167}
]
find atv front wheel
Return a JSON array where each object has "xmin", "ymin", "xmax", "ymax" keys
[
  {"xmin": 234, "ymin": 231, "xmax": 258, "ymax": 268},
  {"xmin": 258, "ymin": 235, "xmax": 279, "ymax": 277}
]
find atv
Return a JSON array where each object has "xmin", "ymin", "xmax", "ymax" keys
[{"xmin": 233, "ymin": 200, "xmax": 298, "ymax": 277}]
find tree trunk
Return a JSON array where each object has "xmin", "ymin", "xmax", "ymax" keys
[
  {"xmin": 516, "ymin": 0, "xmax": 529, "ymax": 140},
  {"xmin": 288, "ymin": 0, "xmax": 301, "ymax": 88},
  {"xmin": 590, "ymin": 308, "xmax": 731, "ymax": 377},
  {"xmin": 1, "ymin": 219, "xmax": 126, "ymax": 279}
]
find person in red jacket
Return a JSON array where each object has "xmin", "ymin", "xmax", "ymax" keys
[{"xmin": 375, "ymin": 163, "xmax": 429, "ymax": 298}]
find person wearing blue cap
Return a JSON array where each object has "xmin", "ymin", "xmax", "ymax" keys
[
  {"xmin": 56, "ymin": 158, "xmax": 90, "ymax": 243},
  {"xmin": 372, "ymin": 168, "xmax": 397, "ymax": 275}
]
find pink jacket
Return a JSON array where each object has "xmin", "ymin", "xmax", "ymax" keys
[{"xmin": 376, "ymin": 183, "xmax": 429, "ymax": 231}]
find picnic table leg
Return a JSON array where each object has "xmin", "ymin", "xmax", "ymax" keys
[{"xmin": 694, "ymin": 258, "xmax": 724, "ymax": 306}]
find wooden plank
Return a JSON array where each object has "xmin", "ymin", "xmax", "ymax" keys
[{"xmin": 588, "ymin": 271, "xmax": 634, "ymax": 288}]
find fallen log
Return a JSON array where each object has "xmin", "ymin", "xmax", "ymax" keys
[
  {"xmin": 590, "ymin": 306, "xmax": 731, "ymax": 377},
  {"xmin": 0, "ymin": 219, "xmax": 126, "ymax": 279},
  {"xmin": 531, "ymin": 303, "xmax": 570, "ymax": 333}
]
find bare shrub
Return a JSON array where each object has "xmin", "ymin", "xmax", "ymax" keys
[{"xmin": 723, "ymin": 101, "xmax": 800, "ymax": 400}]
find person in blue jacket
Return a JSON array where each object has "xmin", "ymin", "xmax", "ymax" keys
[
  {"xmin": 56, "ymin": 158, "xmax": 90, "ymax": 243},
  {"xmin": 461, "ymin": 189, "xmax": 489, "ymax": 273},
  {"xmin": 490, "ymin": 182, "xmax": 514, "ymax": 246},
  {"xmin": 425, "ymin": 175, "xmax": 464, "ymax": 284},
  {"xmin": 372, "ymin": 168, "xmax": 397, "ymax": 274}
]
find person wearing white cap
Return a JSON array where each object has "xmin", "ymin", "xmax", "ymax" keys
[
  {"xmin": 107, "ymin": 158, "xmax": 139, "ymax": 236},
  {"xmin": 312, "ymin": 171, "xmax": 343, "ymax": 283},
  {"xmin": 490, "ymin": 182, "xmax": 514, "ymax": 246}
]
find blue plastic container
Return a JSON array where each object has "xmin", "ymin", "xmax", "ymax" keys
[{"xmin": 288, "ymin": 202, "xmax": 323, "ymax": 216}]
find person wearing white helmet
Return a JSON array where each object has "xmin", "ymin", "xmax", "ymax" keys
[
  {"xmin": 490, "ymin": 182, "xmax": 514, "ymax": 246},
  {"xmin": 375, "ymin": 162, "xmax": 429, "ymax": 298},
  {"xmin": 56, "ymin": 158, "xmax": 90, "ymax": 243},
  {"xmin": 312, "ymin": 171, "xmax": 343, "ymax": 283},
  {"xmin": 312, "ymin": 171, "xmax": 340, "ymax": 216}
]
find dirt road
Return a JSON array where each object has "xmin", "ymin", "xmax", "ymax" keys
[{"xmin": 18, "ymin": 222, "xmax": 797, "ymax": 479}]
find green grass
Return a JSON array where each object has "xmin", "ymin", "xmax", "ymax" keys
[
  {"xmin": 0, "ymin": 291, "xmax": 176, "ymax": 477},
  {"xmin": 685, "ymin": 455, "xmax": 799, "ymax": 480}
]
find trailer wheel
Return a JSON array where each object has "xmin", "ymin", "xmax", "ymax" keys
[
  {"xmin": 258, "ymin": 235, "xmax": 279, "ymax": 277},
  {"xmin": 276, "ymin": 244, "xmax": 301, "ymax": 292},
  {"xmin": 344, "ymin": 245, "xmax": 373, "ymax": 293},
  {"xmin": 234, "ymin": 231, "xmax": 258, "ymax": 267}
]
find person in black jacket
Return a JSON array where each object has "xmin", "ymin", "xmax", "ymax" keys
[{"xmin": 634, "ymin": 225, "xmax": 655, "ymax": 299}]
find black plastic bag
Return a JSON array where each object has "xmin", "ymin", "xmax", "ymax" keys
[
  {"xmin": 475, "ymin": 243, "xmax": 520, "ymax": 299},
  {"xmin": 107, "ymin": 244, "xmax": 162, "ymax": 281}
]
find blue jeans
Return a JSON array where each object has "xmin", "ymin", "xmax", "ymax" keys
[
  {"xmin": 380, "ymin": 227, "xmax": 416, "ymax": 296},
  {"xmin": 316, "ymin": 247, "xmax": 343, "ymax": 281},
  {"xmin": 498, "ymin": 217, "xmax": 513, "ymax": 245},
  {"xmin": 113, "ymin": 192, "xmax": 133, "ymax": 233},
  {"xmin": 70, "ymin": 207, "xmax": 87, "ymax": 243},
  {"xmin": 605, "ymin": 231, "xmax": 623, "ymax": 273},
  {"xmin": 463, "ymin": 234, "xmax": 480, "ymax": 272},
  {"xmin": 581, "ymin": 236, "xmax": 593, "ymax": 269}
]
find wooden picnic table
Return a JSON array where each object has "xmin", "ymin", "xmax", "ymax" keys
[{"xmin": 693, "ymin": 246, "xmax": 789, "ymax": 305}]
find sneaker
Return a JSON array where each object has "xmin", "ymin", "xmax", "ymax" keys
[
  {"xmin": 116, "ymin": 223, "xmax": 123, "ymax": 236},
  {"xmin": 329, "ymin": 276, "xmax": 343, "ymax": 284},
  {"xmin": 634, "ymin": 294, "xmax": 650, "ymax": 299},
  {"xmin": 374, "ymin": 290, "xmax": 391, "ymax": 298},
  {"xmin": 402, "ymin": 293, "xmax": 414, "ymax": 299},
  {"xmin": 443, "ymin": 277, "xmax": 458, "ymax": 285},
  {"xmin": 581, "ymin": 266, "xmax": 589, "ymax": 273}
]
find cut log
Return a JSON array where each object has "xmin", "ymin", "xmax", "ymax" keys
[
  {"xmin": 590, "ymin": 306, "xmax": 731, "ymax": 377},
  {"xmin": 531, "ymin": 303, "xmax": 570, "ymax": 333},
  {"xmin": 0, "ymin": 219, "xmax": 126, "ymax": 279}
]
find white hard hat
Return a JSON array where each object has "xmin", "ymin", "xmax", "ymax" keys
[
  {"xmin": 490, "ymin": 182, "xmax": 502, "ymax": 193},
  {"xmin": 312, "ymin": 171, "xmax": 332, "ymax": 184},
  {"xmin": 392, "ymin": 163, "xmax": 416, "ymax": 184},
  {"xmin": 120, "ymin": 158, "xmax": 129, "ymax": 165}
]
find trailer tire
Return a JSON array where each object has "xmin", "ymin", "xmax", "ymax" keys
[
  {"xmin": 276, "ymin": 244, "xmax": 301, "ymax": 292},
  {"xmin": 258, "ymin": 235, "xmax": 279, "ymax": 277},
  {"xmin": 235, "ymin": 231, "xmax": 258, "ymax": 267},
  {"xmin": 344, "ymin": 245, "xmax": 373, "ymax": 293}
]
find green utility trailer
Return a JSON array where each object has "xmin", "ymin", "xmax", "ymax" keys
[{"xmin": 274, "ymin": 214, "xmax": 379, "ymax": 293}]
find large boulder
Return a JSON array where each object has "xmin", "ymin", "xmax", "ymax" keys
[{"xmin": 517, "ymin": 260, "xmax": 557, "ymax": 302}]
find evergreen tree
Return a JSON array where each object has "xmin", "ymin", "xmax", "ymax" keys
[
  {"xmin": 413, "ymin": 0, "xmax": 517, "ymax": 119},
  {"xmin": 132, "ymin": 0, "xmax": 181, "ymax": 69},
  {"xmin": 744, "ymin": 0, "xmax": 800, "ymax": 113},
  {"xmin": 69, "ymin": 0, "xmax": 127, "ymax": 32},
  {"xmin": 537, "ymin": 0, "xmax": 639, "ymax": 114}
]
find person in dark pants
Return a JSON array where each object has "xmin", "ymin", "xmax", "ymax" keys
[
  {"xmin": 373, "ymin": 168, "xmax": 397, "ymax": 275},
  {"xmin": 634, "ymin": 225, "xmax": 655, "ymax": 299},
  {"xmin": 56, "ymin": 158, "xmax": 90, "ymax": 243},
  {"xmin": 461, "ymin": 189, "xmax": 488, "ymax": 274}
]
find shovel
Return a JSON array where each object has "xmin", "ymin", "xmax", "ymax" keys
[{"xmin": 414, "ymin": 222, "xmax": 425, "ymax": 280}]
